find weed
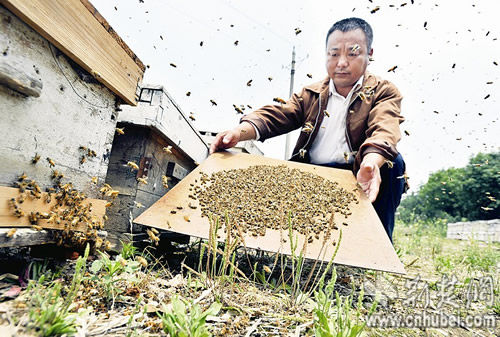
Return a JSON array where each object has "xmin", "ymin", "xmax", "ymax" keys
[
  {"xmin": 159, "ymin": 296, "xmax": 221, "ymax": 337},
  {"xmin": 120, "ymin": 240, "xmax": 138, "ymax": 260}
]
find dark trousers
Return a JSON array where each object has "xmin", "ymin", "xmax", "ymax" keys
[{"xmin": 321, "ymin": 153, "xmax": 406, "ymax": 242}]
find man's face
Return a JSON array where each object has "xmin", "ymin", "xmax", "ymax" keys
[{"xmin": 325, "ymin": 29, "xmax": 372, "ymax": 91}]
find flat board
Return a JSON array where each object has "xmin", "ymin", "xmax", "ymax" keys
[
  {"xmin": 135, "ymin": 152, "xmax": 405, "ymax": 274},
  {"xmin": 0, "ymin": 186, "xmax": 106, "ymax": 232},
  {"xmin": 1, "ymin": 0, "xmax": 144, "ymax": 105}
]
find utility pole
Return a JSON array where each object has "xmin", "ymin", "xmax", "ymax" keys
[{"xmin": 284, "ymin": 46, "xmax": 295, "ymax": 159}]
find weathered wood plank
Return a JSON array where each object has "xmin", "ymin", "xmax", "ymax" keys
[
  {"xmin": 1, "ymin": 0, "xmax": 144, "ymax": 105},
  {"xmin": 0, "ymin": 60, "xmax": 42, "ymax": 97},
  {"xmin": 0, "ymin": 228, "xmax": 108, "ymax": 247},
  {"xmin": 0, "ymin": 186, "xmax": 106, "ymax": 231}
]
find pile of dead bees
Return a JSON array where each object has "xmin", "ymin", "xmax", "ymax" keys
[{"xmin": 193, "ymin": 165, "xmax": 358, "ymax": 241}]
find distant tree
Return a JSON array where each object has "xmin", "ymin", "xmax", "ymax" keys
[{"xmin": 398, "ymin": 152, "xmax": 499, "ymax": 224}]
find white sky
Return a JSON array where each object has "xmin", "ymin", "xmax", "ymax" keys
[{"xmin": 92, "ymin": 0, "xmax": 500, "ymax": 191}]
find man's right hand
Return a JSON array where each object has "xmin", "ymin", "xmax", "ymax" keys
[
  {"xmin": 209, "ymin": 122, "xmax": 257, "ymax": 154},
  {"xmin": 209, "ymin": 129, "xmax": 241, "ymax": 154}
]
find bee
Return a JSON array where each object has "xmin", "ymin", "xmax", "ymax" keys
[
  {"xmin": 79, "ymin": 145, "xmax": 88, "ymax": 151},
  {"xmin": 370, "ymin": 6, "xmax": 380, "ymax": 13},
  {"xmin": 18, "ymin": 173, "xmax": 27, "ymax": 181},
  {"xmin": 343, "ymin": 152, "xmax": 350, "ymax": 163},
  {"xmin": 210, "ymin": 99, "xmax": 217, "ymax": 106},
  {"xmin": 170, "ymin": 63, "xmax": 177, "ymax": 68},
  {"xmin": 302, "ymin": 122, "xmax": 314, "ymax": 134},
  {"xmin": 151, "ymin": 228, "xmax": 159, "ymax": 235},
  {"xmin": 246, "ymin": 79, "xmax": 253, "ymax": 86},
  {"xmin": 188, "ymin": 202, "xmax": 197, "ymax": 209},
  {"xmin": 306, "ymin": 73, "xmax": 312, "ymax": 78},
  {"xmin": 17, "ymin": 193, "xmax": 25, "ymax": 204},
  {"xmin": 273, "ymin": 97, "xmax": 286, "ymax": 104},
  {"xmin": 45, "ymin": 193, "xmax": 52, "ymax": 204},
  {"xmin": 106, "ymin": 190, "xmax": 119, "ymax": 198},
  {"xmin": 388, "ymin": 65, "xmax": 398, "ymax": 72},
  {"xmin": 137, "ymin": 176, "xmax": 148, "ymax": 185},
  {"xmin": 91, "ymin": 176, "xmax": 98, "ymax": 184},
  {"xmin": 105, "ymin": 202, "xmax": 113, "ymax": 208},
  {"xmin": 14, "ymin": 209, "xmax": 24, "ymax": 218},
  {"xmin": 162, "ymin": 175, "xmax": 169, "ymax": 189},
  {"xmin": 234, "ymin": 40, "xmax": 239, "ymax": 46},
  {"xmin": 6, "ymin": 228, "xmax": 17, "ymax": 238},
  {"xmin": 46, "ymin": 157, "xmax": 55, "ymax": 167},
  {"xmin": 32, "ymin": 153, "xmax": 41, "ymax": 164},
  {"xmin": 189, "ymin": 113, "xmax": 196, "ymax": 121},
  {"xmin": 358, "ymin": 92, "xmax": 366, "ymax": 101},
  {"xmin": 263, "ymin": 265, "xmax": 272, "ymax": 273},
  {"xmin": 163, "ymin": 145, "xmax": 173, "ymax": 154},
  {"xmin": 424, "ymin": 21, "xmax": 427, "ymax": 29},
  {"xmin": 31, "ymin": 225, "xmax": 43, "ymax": 231},
  {"xmin": 268, "ymin": 77, "xmax": 273, "ymax": 81},
  {"xmin": 342, "ymin": 222, "xmax": 349, "ymax": 226},
  {"xmin": 404, "ymin": 130, "xmax": 410, "ymax": 136},
  {"xmin": 126, "ymin": 161, "xmax": 139, "ymax": 171},
  {"xmin": 294, "ymin": 27, "xmax": 302, "ymax": 35},
  {"xmin": 351, "ymin": 44, "xmax": 360, "ymax": 53},
  {"xmin": 233, "ymin": 105, "xmax": 244, "ymax": 114},
  {"xmin": 88, "ymin": 149, "xmax": 97, "ymax": 157},
  {"xmin": 116, "ymin": 127, "xmax": 125, "ymax": 135},
  {"xmin": 299, "ymin": 148, "xmax": 307, "ymax": 159},
  {"xmin": 80, "ymin": 156, "xmax": 86, "ymax": 164},
  {"xmin": 104, "ymin": 240, "xmax": 112, "ymax": 251},
  {"xmin": 481, "ymin": 206, "xmax": 493, "ymax": 211},
  {"xmin": 384, "ymin": 160, "xmax": 394, "ymax": 168},
  {"xmin": 200, "ymin": 41, "xmax": 204, "ymax": 46},
  {"xmin": 170, "ymin": 210, "xmax": 176, "ymax": 214},
  {"xmin": 484, "ymin": 94, "xmax": 490, "ymax": 100},
  {"xmin": 324, "ymin": 110, "xmax": 330, "ymax": 117},
  {"xmin": 136, "ymin": 256, "xmax": 148, "ymax": 268},
  {"xmin": 134, "ymin": 201, "xmax": 144, "ymax": 208},
  {"xmin": 95, "ymin": 236, "xmax": 103, "ymax": 248},
  {"xmin": 186, "ymin": 91, "xmax": 191, "ymax": 96},
  {"xmin": 146, "ymin": 229, "xmax": 160, "ymax": 244}
]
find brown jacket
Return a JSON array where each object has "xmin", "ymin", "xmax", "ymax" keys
[{"xmin": 241, "ymin": 72, "xmax": 404, "ymax": 173}]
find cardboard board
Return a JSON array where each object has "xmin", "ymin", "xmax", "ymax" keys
[{"xmin": 134, "ymin": 152, "xmax": 405, "ymax": 274}]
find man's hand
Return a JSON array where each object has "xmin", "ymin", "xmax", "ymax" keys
[
  {"xmin": 356, "ymin": 153, "xmax": 385, "ymax": 202},
  {"xmin": 209, "ymin": 129, "xmax": 241, "ymax": 154},
  {"xmin": 209, "ymin": 122, "xmax": 257, "ymax": 154}
]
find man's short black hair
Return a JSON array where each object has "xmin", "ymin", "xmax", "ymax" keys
[{"xmin": 326, "ymin": 17, "xmax": 373, "ymax": 51}]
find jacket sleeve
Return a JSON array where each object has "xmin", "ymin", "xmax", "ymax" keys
[
  {"xmin": 358, "ymin": 81, "xmax": 404, "ymax": 161},
  {"xmin": 240, "ymin": 88, "xmax": 307, "ymax": 141}
]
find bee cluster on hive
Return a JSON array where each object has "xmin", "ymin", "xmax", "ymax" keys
[{"xmin": 191, "ymin": 165, "xmax": 358, "ymax": 242}]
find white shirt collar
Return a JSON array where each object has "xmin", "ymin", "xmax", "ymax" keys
[{"xmin": 329, "ymin": 75, "xmax": 364, "ymax": 97}]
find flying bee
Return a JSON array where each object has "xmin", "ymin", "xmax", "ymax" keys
[
  {"xmin": 186, "ymin": 91, "xmax": 191, "ymax": 96},
  {"xmin": 46, "ymin": 157, "xmax": 55, "ymax": 167},
  {"xmin": 384, "ymin": 160, "xmax": 394, "ymax": 168},
  {"xmin": 134, "ymin": 201, "xmax": 144, "ymax": 208},
  {"xmin": 302, "ymin": 122, "xmax": 314, "ymax": 134},
  {"xmin": 246, "ymin": 79, "xmax": 253, "ymax": 86},
  {"xmin": 137, "ymin": 176, "xmax": 148, "ymax": 185},
  {"xmin": 351, "ymin": 44, "xmax": 360, "ymax": 53},
  {"xmin": 6, "ymin": 228, "xmax": 17, "ymax": 238},
  {"xmin": 294, "ymin": 27, "xmax": 302, "ymax": 35},
  {"xmin": 234, "ymin": 40, "xmax": 239, "ymax": 46},
  {"xmin": 343, "ymin": 152, "xmax": 350, "ymax": 163},
  {"xmin": 299, "ymin": 148, "xmax": 307, "ymax": 159},
  {"xmin": 233, "ymin": 105, "xmax": 244, "ymax": 114},
  {"xmin": 306, "ymin": 73, "xmax": 312, "ymax": 78},
  {"xmin": 189, "ymin": 113, "xmax": 196, "ymax": 121},
  {"xmin": 404, "ymin": 130, "xmax": 410, "ymax": 136},
  {"xmin": 150, "ymin": 228, "xmax": 159, "ymax": 235},
  {"xmin": 163, "ymin": 145, "xmax": 173, "ymax": 154},
  {"xmin": 115, "ymin": 127, "xmax": 125, "ymax": 135},
  {"xmin": 170, "ymin": 63, "xmax": 177, "ymax": 68},
  {"xmin": 146, "ymin": 229, "xmax": 160, "ymax": 244},
  {"xmin": 268, "ymin": 77, "xmax": 273, "ymax": 81},
  {"xmin": 273, "ymin": 97, "xmax": 286, "ymax": 104},
  {"xmin": 387, "ymin": 65, "xmax": 398, "ymax": 72},
  {"xmin": 370, "ymin": 6, "xmax": 380, "ymax": 13},
  {"xmin": 210, "ymin": 99, "xmax": 217, "ymax": 106},
  {"xmin": 481, "ymin": 206, "xmax": 493, "ymax": 211},
  {"xmin": 126, "ymin": 161, "xmax": 139, "ymax": 171},
  {"xmin": 263, "ymin": 265, "xmax": 272, "ymax": 273},
  {"xmin": 32, "ymin": 153, "xmax": 41, "ymax": 164},
  {"xmin": 324, "ymin": 110, "xmax": 330, "ymax": 117},
  {"xmin": 107, "ymin": 190, "xmax": 119, "ymax": 198}
]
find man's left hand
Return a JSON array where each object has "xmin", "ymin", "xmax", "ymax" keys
[{"xmin": 356, "ymin": 153, "xmax": 384, "ymax": 203}]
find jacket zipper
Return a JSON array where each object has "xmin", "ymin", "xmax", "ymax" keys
[{"xmin": 291, "ymin": 94, "xmax": 322, "ymax": 159}]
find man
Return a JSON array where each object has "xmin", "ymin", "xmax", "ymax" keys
[{"xmin": 210, "ymin": 17, "xmax": 407, "ymax": 241}]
